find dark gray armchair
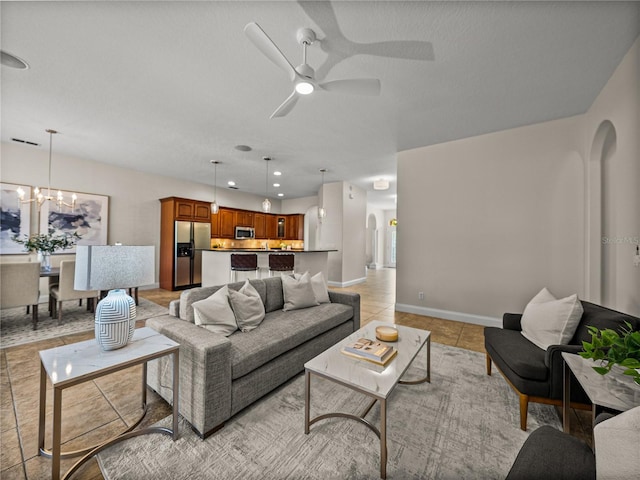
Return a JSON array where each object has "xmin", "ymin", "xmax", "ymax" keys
[{"xmin": 484, "ymin": 301, "xmax": 639, "ymax": 430}]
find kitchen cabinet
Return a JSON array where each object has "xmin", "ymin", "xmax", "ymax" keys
[
  {"xmin": 266, "ymin": 214, "xmax": 278, "ymax": 239},
  {"xmin": 286, "ymin": 214, "xmax": 304, "ymax": 240},
  {"xmin": 211, "ymin": 211, "xmax": 220, "ymax": 237},
  {"xmin": 235, "ymin": 210, "xmax": 254, "ymax": 227},
  {"xmin": 219, "ymin": 208, "xmax": 236, "ymax": 238},
  {"xmin": 276, "ymin": 217, "xmax": 286, "ymax": 239},
  {"xmin": 254, "ymin": 213, "xmax": 266, "ymax": 239},
  {"xmin": 172, "ymin": 197, "xmax": 211, "ymax": 223}
]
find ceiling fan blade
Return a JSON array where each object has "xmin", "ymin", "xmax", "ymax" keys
[
  {"xmin": 319, "ymin": 78, "xmax": 381, "ymax": 96},
  {"xmin": 244, "ymin": 22, "xmax": 296, "ymax": 82},
  {"xmin": 270, "ymin": 90, "xmax": 299, "ymax": 119},
  {"xmin": 358, "ymin": 40, "xmax": 435, "ymax": 62}
]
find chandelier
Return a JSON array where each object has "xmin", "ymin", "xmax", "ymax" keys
[
  {"xmin": 210, "ymin": 160, "xmax": 220, "ymax": 214},
  {"xmin": 318, "ymin": 168, "xmax": 327, "ymax": 221},
  {"xmin": 17, "ymin": 129, "xmax": 77, "ymax": 211}
]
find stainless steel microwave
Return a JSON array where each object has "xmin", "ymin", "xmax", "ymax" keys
[{"xmin": 235, "ymin": 226, "xmax": 255, "ymax": 239}]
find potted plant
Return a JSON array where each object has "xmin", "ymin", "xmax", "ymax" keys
[
  {"xmin": 579, "ymin": 322, "xmax": 640, "ymax": 386},
  {"xmin": 12, "ymin": 228, "xmax": 81, "ymax": 271}
]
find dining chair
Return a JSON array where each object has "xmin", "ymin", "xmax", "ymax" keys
[
  {"xmin": 0, "ymin": 262, "xmax": 41, "ymax": 329},
  {"xmin": 49, "ymin": 260, "xmax": 99, "ymax": 325}
]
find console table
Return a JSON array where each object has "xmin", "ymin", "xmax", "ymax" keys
[{"xmin": 38, "ymin": 327, "xmax": 179, "ymax": 480}]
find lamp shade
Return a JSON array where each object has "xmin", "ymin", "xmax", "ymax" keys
[{"xmin": 75, "ymin": 245, "xmax": 155, "ymax": 291}]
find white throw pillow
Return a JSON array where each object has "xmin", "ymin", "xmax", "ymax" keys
[
  {"xmin": 192, "ymin": 285, "xmax": 238, "ymax": 336},
  {"xmin": 310, "ymin": 272, "xmax": 331, "ymax": 304},
  {"xmin": 282, "ymin": 272, "xmax": 319, "ymax": 311},
  {"xmin": 228, "ymin": 280, "xmax": 265, "ymax": 332},
  {"xmin": 520, "ymin": 288, "xmax": 583, "ymax": 350},
  {"xmin": 594, "ymin": 406, "xmax": 640, "ymax": 480}
]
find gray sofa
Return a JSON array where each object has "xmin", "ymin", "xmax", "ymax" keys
[{"xmin": 146, "ymin": 276, "xmax": 360, "ymax": 438}]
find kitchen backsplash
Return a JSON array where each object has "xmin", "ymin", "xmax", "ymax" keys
[{"xmin": 210, "ymin": 239, "xmax": 304, "ymax": 250}]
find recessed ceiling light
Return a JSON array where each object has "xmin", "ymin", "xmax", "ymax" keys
[
  {"xmin": 273, "ymin": 171, "xmax": 282, "ymax": 176},
  {"xmin": 1, "ymin": 50, "xmax": 29, "ymax": 70},
  {"xmin": 234, "ymin": 144, "xmax": 252, "ymax": 152},
  {"xmin": 227, "ymin": 180, "xmax": 236, "ymax": 186},
  {"xmin": 273, "ymin": 183, "xmax": 280, "ymax": 188},
  {"xmin": 277, "ymin": 193, "xmax": 284, "ymax": 197}
]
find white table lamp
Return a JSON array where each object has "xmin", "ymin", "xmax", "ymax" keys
[{"xmin": 75, "ymin": 245, "xmax": 155, "ymax": 350}]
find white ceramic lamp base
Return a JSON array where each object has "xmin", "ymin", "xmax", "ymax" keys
[{"xmin": 95, "ymin": 289, "xmax": 137, "ymax": 351}]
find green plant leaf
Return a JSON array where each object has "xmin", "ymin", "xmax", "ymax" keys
[{"xmin": 592, "ymin": 366, "xmax": 609, "ymax": 375}]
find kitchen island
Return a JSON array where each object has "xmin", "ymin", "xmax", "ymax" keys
[{"xmin": 201, "ymin": 249, "xmax": 335, "ymax": 286}]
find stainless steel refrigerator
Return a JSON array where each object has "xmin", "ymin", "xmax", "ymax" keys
[{"xmin": 175, "ymin": 221, "xmax": 211, "ymax": 289}]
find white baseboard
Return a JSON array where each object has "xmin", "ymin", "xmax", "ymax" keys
[
  {"xmin": 328, "ymin": 277, "xmax": 367, "ymax": 288},
  {"xmin": 395, "ymin": 303, "xmax": 501, "ymax": 328}
]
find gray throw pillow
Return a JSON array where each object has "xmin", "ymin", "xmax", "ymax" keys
[
  {"xmin": 192, "ymin": 285, "xmax": 238, "ymax": 336},
  {"xmin": 282, "ymin": 272, "xmax": 319, "ymax": 311},
  {"xmin": 310, "ymin": 271, "xmax": 330, "ymax": 304},
  {"xmin": 228, "ymin": 280, "xmax": 265, "ymax": 332}
]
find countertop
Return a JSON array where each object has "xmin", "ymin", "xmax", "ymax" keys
[{"xmin": 200, "ymin": 249, "xmax": 337, "ymax": 253}]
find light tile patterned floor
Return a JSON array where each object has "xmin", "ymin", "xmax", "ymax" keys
[{"xmin": 0, "ymin": 268, "xmax": 589, "ymax": 479}]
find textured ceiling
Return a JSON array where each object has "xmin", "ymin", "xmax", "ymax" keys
[{"xmin": 1, "ymin": 1, "xmax": 639, "ymax": 210}]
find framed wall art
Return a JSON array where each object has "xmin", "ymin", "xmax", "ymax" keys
[
  {"xmin": 0, "ymin": 182, "xmax": 32, "ymax": 254},
  {"xmin": 40, "ymin": 190, "xmax": 109, "ymax": 253}
]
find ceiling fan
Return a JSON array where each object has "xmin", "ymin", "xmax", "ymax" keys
[{"xmin": 244, "ymin": 22, "xmax": 381, "ymax": 119}]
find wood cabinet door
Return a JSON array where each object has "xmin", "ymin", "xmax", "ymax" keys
[
  {"xmin": 211, "ymin": 211, "xmax": 220, "ymax": 237},
  {"xmin": 236, "ymin": 211, "xmax": 254, "ymax": 227},
  {"xmin": 194, "ymin": 202, "xmax": 211, "ymax": 222},
  {"xmin": 254, "ymin": 213, "xmax": 266, "ymax": 238},
  {"xmin": 266, "ymin": 214, "xmax": 278, "ymax": 239},
  {"xmin": 219, "ymin": 208, "xmax": 235, "ymax": 238},
  {"xmin": 175, "ymin": 199, "xmax": 194, "ymax": 220}
]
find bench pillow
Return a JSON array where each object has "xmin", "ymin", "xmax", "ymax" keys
[
  {"xmin": 282, "ymin": 272, "xmax": 319, "ymax": 311},
  {"xmin": 229, "ymin": 280, "xmax": 265, "ymax": 332},
  {"xmin": 192, "ymin": 285, "xmax": 238, "ymax": 336}
]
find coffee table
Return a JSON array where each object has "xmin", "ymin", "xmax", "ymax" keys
[
  {"xmin": 562, "ymin": 352, "xmax": 640, "ymax": 433},
  {"xmin": 304, "ymin": 320, "xmax": 431, "ymax": 479},
  {"xmin": 38, "ymin": 327, "xmax": 180, "ymax": 480}
]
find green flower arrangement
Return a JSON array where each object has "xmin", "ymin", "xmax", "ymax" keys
[
  {"xmin": 12, "ymin": 228, "xmax": 81, "ymax": 254},
  {"xmin": 579, "ymin": 321, "xmax": 640, "ymax": 386}
]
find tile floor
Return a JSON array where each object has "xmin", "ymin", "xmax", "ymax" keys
[{"xmin": 0, "ymin": 268, "xmax": 590, "ymax": 479}]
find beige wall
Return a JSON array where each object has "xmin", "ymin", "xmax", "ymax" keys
[{"xmin": 396, "ymin": 36, "xmax": 640, "ymax": 323}]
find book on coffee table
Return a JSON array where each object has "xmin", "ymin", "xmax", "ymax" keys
[{"xmin": 341, "ymin": 337, "xmax": 397, "ymax": 366}]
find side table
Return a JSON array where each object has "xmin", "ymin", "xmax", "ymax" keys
[
  {"xmin": 38, "ymin": 327, "xmax": 180, "ymax": 480},
  {"xmin": 562, "ymin": 352, "xmax": 640, "ymax": 433}
]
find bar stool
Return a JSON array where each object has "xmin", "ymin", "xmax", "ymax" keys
[
  {"xmin": 230, "ymin": 253, "xmax": 259, "ymax": 282},
  {"xmin": 268, "ymin": 253, "xmax": 295, "ymax": 277}
]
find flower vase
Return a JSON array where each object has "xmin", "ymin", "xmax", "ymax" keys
[
  {"xmin": 95, "ymin": 289, "xmax": 137, "ymax": 351},
  {"xmin": 38, "ymin": 252, "xmax": 51, "ymax": 272}
]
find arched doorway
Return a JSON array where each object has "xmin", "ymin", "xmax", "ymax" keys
[{"xmin": 587, "ymin": 120, "xmax": 617, "ymax": 306}]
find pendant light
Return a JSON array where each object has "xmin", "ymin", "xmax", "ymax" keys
[
  {"xmin": 262, "ymin": 156, "xmax": 272, "ymax": 213},
  {"xmin": 318, "ymin": 168, "xmax": 327, "ymax": 221},
  {"xmin": 210, "ymin": 160, "xmax": 220, "ymax": 214},
  {"xmin": 17, "ymin": 129, "xmax": 77, "ymax": 211}
]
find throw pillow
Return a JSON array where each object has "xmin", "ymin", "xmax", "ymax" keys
[
  {"xmin": 520, "ymin": 287, "xmax": 584, "ymax": 350},
  {"xmin": 282, "ymin": 271, "xmax": 319, "ymax": 311},
  {"xmin": 310, "ymin": 271, "xmax": 331, "ymax": 304},
  {"xmin": 228, "ymin": 280, "xmax": 265, "ymax": 332},
  {"xmin": 594, "ymin": 406, "xmax": 640, "ymax": 480},
  {"xmin": 192, "ymin": 285, "xmax": 238, "ymax": 336}
]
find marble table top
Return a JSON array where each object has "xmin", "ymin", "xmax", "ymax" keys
[
  {"xmin": 563, "ymin": 352, "xmax": 640, "ymax": 412},
  {"xmin": 305, "ymin": 321, "xmax": 430, "ymax": 399},
  {"xmin": 39, "ymin": 327, "xmax": 179, "ymax": 387}
]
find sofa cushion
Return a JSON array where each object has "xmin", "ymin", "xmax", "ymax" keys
[
  {"xmin": 521, "ymin": 288, "xmax": 583, "ymax": 350},
  {"xmin": 311, "ymin": 272, "xmax": 330, "ymax": 304},
  {"xmin": 484, "ymin": 327, "xmax": 548, "ymax": 381},
  {"xmin": 282, "ymin": 272, "xmax": 319, "ymax": 311},
  {"xmin": 228, "ymin": 302, "xmax": 354, "ymax": 380},
  {"xmin": 229, "ymin": 280, "xmax": 265, "ymax": 332},
  {"xmin": 262, "ymin": 276, "xmax": 284, "ymax": 313},
  {"xmin": 192, "ymin": 285, "xmax": 238, "ymax": 336}
]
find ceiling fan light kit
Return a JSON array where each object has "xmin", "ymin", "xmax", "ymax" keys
[{"xmin": 244, "ymin": 22, "xmax": 381, "ymax": 119}]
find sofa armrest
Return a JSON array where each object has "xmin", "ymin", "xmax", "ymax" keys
[
  {"xmin": 168, "ymin": 299, "xmax": 180, "ymax": 317},
  {"xmin": 328, "ymin": 290, "xmax": 361, "ymax": 331},
  {"xmin": 545, "ymin": 344, "xmax": 588, "ymax": 401},
  {"xmin": 503, "ymin": 313, "xmax": 523, "ymax": 331},
  {"xmin": 146, "ymin": 315, "xmax": 232, "ymax": 437}
]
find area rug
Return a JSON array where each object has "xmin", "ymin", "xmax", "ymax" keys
[
  {"xmin": 98, "ymin": 343, "xmax": 560, "ymax": 479},
  {"xmin": 0, "ymin": 298, "xmax": 167, "ymax": 349}
]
